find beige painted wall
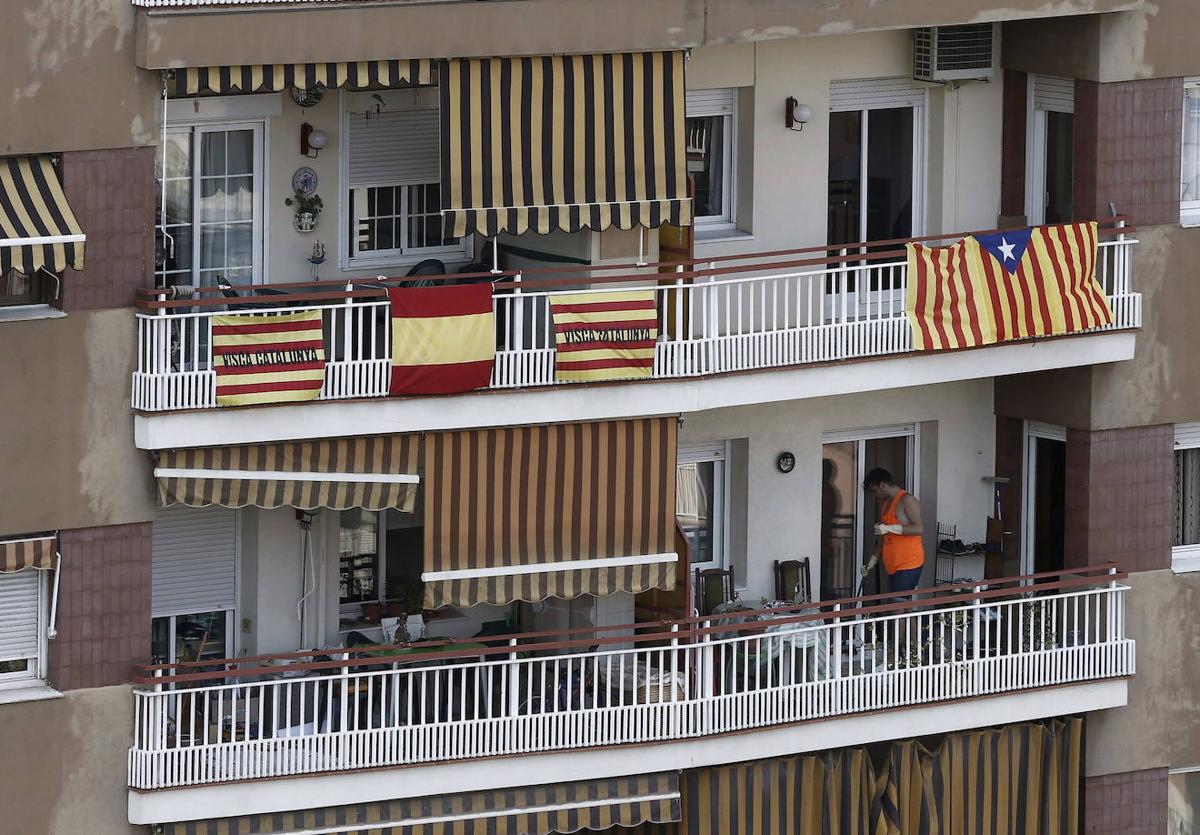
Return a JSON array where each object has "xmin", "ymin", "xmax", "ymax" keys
[
  {"xmin": 0, "ymin": 309, "xmax": 156, "ymax": 536},
  {"xmin": 680, "ymin": 378, "xmax": 996, "ymax": 599},
  {"xmin": 1, "ymin": 0, "xmax": 159, "ymax": 154},
  {"xmin": 0, "ymin": 685, "xmax": 143, "ymax": 834},
  {"xmin": 1087, "ymin": 569, "xmax": 1200, "ymax": 776}
]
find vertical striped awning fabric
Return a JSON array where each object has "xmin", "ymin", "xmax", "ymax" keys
[
  {"xmin": 159, "ymin": 773, "xmax": 680, "ymax": 835},
  {"xmin": 440, "ymin": 51, "xmax": 691, "ymax": 237},
  {"xmin": 0, "ymin": 536, "xmax": 56, "ymax": 574},
  {"xmin": 423, "ymin": 417, "xmax": 678, "ymax": 608},
  {"xmin": 0, "ymin": 156, "xmax": 85, "ymax": 276},
  {"xmin": 155, "ymin": 435, "xmax": 421, "ymax": 512},
  {"xmin": 168, "ymin": 60, "xmax": 434, "ymax": 96}
]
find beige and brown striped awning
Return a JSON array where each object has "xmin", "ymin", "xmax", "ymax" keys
[
  {"xmin": 440, "ymin": 51, "xmax": 691, "ymax": 237},
  {"xmin": 423, "ymin": 417, "xmax": 678, "ymax": 608},
  {"xmin": 168, "ymin": 60, "xmax": 434, "ymax": 97},
  {"xmin": 155, "ymin": 435, "xmax": 421, "ymax": 512},
  {"xmin": 0, "ymin": 155, "xmax": 85, "ymax": 276},
  {"xmin": 160, "ymin": 773, "xmax": 680, "ymax": 835},
  {"xmin": 0, "ymin": 536, "xmax": 56, "ymax": 573}
]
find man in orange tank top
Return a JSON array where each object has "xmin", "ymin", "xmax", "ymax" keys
[{"xmin": 862, "ymin": 468, "xmax": 925, "ymax": 595}]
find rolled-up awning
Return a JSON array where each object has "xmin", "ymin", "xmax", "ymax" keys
[
  {"xmin": 0, "ymin": 536, "xmax": 56, "ymax": 573},
  {"xmin": 440, "ymin": 51, "xmax": 691, "ymax": 237},
  {"xmin": 155, "ymin": 435, "xmax": 421, "ymax": 512},
  {"xmin": 159, "ymin": 773, "xmax": 680, "ymax": 835},
  {"xmin": 169, "ymin": 60, "xmax": 434, "ymax": 96},
  {"xmin": 423, "ymin": 417, "xmax": 678, "ymax": 608},
  {"xmin": 0, "ymin": 156, "xmax": 85, "ymax": 276}
]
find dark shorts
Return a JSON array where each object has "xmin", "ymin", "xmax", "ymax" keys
[{"xmin": 888, "ymin": 566, "xmax": 923, "ymax": 594}]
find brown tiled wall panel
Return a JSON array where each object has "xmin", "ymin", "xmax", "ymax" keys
[
  {"xmin": 58, "ymin": 147, "xmax": 155, "ymax": 312},
  {"xmin": 50, "ymin": 523, "xmax": 152, "ymax": 691},
  {"xmin": 1065, "ymin": 425, "xmax": 1173, "ymax": 572},
  {"xmin": 1085, "ymin": 768, "xmax": 1168, "ymax": 834},
  {"xmin": 1000, "ymin": 70, "xmax": 1028, "ymax": 218},
  {"xmin": 1076, "ymin": 77, "xmax": 1183, "ymax": 227}
]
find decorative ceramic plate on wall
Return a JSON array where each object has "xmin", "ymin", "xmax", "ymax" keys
[{"xmin": 292, "ymin": 166, "xmax": 318, "ymax": 196}]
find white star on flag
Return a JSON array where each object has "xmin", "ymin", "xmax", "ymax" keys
[{"xmin": 997, "ymin": 237, "xmax": 1017, "ymax": 262}]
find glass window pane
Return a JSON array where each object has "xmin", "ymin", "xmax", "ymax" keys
[
  {"xmin": 820, "ymin": 441, "xmax": 859, "ymax": 600},
  {"xmin": 1183, "ymin": 91, "xmax": 1200, "ymax": 202},
  {"xmin": 865, "ymin": 107, "xmax": 914, "ymax": 242},
  {"xmin": 1170, "ymin": 771, "xmax": 1200, "ymax": 835},
  {"xmin": 677, "ymin": 461, "xmax": 716, "ymax": 565},
  {"xmin": 1044, "ymin": 111, "xmax": 1074, "ymax": 224},
  {"xmin": 164, "ymin": 179, "xmax": 192, "ymax": 225},
  {"xmin": 225, "ymin": 130, "xmax": 254, "ymax": 175},
  {"xmin": 160, "ymin": 132, "xmax": 192, "ymax": 180},
  {"xmin": 686, "ymin": 115, "xmax": 726, "ymax": 219},
  {"xmin": 200, "ymin": 132, "xmax": 226, "ymax": 176},
  {"xmin": 151, "ymin": 617, "xmax": 170, "ymax": 665},
  {"xmin": 1175, "ymin": 449, "xmax": 1200, "ymax": 546},
  {"xmin": 174, "ymin": 611, "xmax": 229, "ymax": 663},
  {"xmin": 225, "ymin": 176, "xmax": 255, "ymax": 221},
  {"xmin": 339, "ymin": 510, "xmax": 381, "ymax": 605},
  {"xmin": 225, "ymin": 224, "xmax": 253, "ymax": 269},
  {"xmin": 375, "ymin": 186, "xmax": 394, "ymax": 217},
  {"xmin": 827, "ymin": 110, "xmax": 863, "ymax": 247},
  {"xmin": 199, "ymin": 178, "xmax": 227, "ymax": 223}
]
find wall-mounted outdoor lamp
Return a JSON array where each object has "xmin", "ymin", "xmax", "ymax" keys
[
  {"xmin": 785, "ymin": 97, "xmax": 812, "ymax": 132},
  {"xmin": 777, "ymin": 451, "xmax": 796, "ymax": 474},
  {"xmin": 300, "ymin": 123, "xmax": 328, "ymax": 158}
]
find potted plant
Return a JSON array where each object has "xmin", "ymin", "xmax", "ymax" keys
[{"xmin": 285, "ymin": 190, "xmax": 324, "ymax": 232}]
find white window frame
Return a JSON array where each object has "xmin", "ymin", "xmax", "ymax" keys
[
  {"xmin": 1020, "ymin": 421, "xmax": 1067, "ymax": 576},
  {"xmin": 677, "ymin": 441, "xmax": 731, "ymax": 570},
  {"xmin": 0, "ymin": 570, "xmax": 48, "ymax": 689},
  {"xmin": 685, "ymin": 89, "xmax": 738, "ymax": 231},
  {"xmin": 338, "ymin": 89, "xmax": 472, "ymax": 271},
  {"xmin": 1025, "ymin": 75, "xmax": 1075, "ymax": 227},
  {"xmin": 1181, "ymin": 79, "xmax": 1200, "ymax": 227},
  {"xmin": 1173, "ymin": 422, "xmax": 1200, "ymax": 573}
]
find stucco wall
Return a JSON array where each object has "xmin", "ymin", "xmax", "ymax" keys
[
  {"xmin": 1, "ymin": 0, "xmax": 159, "ymax": 154},
  {"xmin": 0, "ymin": 685, "xmax": 143, "ymax": 834},
  {"xmin": 680, "ymin": 378, "xmax": 996, "ymax": 599},
  {"xmin": 0, "ymin": 309, "xmax": 156, "ymax": 536}
]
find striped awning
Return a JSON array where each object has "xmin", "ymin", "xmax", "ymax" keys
[
  {"xmin": 440, "ymin": 51, "xmax": 691, "ymax": 237},
  {"xmin": 423, "ymin": 417, "xmax": 678, "ymax": 608},
  {"xmin": 160, "ymin": 773, "xmax": 680, "ymax": 835},
  {"xmin": 0, "ymin": 536, "xmax": 56, "ymax": 574},
  {"xmin": 155, "ymin": 435, "xmax": 421, "ymax": 512},
  {"xmin": 168, "ymin": 60, "xmax": 434, "ymax": 97},
  {"xmin": 0, "ymin": 156, "xmax": 85, "ymax": 276}
]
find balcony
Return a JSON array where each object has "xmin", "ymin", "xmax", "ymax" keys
[
  {"xmin": 128, "ymin": 566, "xmax": 1133, "ymax": 798},
  {"xmin": 132, "ymin": 222, "xmax": 1141, "ymax": 434}
]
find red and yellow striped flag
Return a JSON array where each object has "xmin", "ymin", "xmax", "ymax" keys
[
  {"xmin": 389, "ymin": 284, "xmax": 495, "ymax": 394},
  {"xmin": 906, "ymin": 221, "xmax": 1113, "ymax": 351},
  {"xmin": 212, "ymin": 310, "xmax": 326, "ymax": 406},
  {"xmin": 550, "ymin": 290, "xmax": 658, "ymax": 382}
]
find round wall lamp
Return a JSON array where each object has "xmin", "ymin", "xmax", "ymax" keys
[
  {"xmin": 785, "ymin": 97, "xmax": 812, "ymax": 132},
  {"xmin": 776, "ymin": 451, "xmax": 796, "ymax": 474},
  {"xmin": 301, "ymin": 123, "xmax": 328, "ymax": 158}
]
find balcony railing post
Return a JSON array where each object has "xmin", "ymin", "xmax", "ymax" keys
[
  {"xmin": 507, "ymin": 638, "xmax": 519, "ymax": 718},
  {"xmin": 512, "ymin": 273, "xmax": 524, "ymax": 353},
  {"xmin": 972, "ymin": 585, "xmax": 983, "ymax": 696},
  {"xmin": 699, "ymin": 619, "xmax": 714, "ymax": 733}
]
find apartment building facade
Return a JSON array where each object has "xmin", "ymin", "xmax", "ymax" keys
[{"xmin": 0, "ymin": 0, "xmax": 1193, "ymax": 832}]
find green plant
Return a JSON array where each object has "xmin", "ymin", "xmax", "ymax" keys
[
  {"xmin": 387, "ymin": 578, "xmax": 425, "ymax": 614},
  {"xmin": 1019, "ymin": 595, "xmax": 1058, "ymax": 650},
  {"xmin": 285, "ymin": 190, "xmax": 324, "ymax": 216}
]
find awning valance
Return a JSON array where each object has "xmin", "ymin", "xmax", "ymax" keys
[
  {"xmin": 0, "ymin": 156, "xmax": 85, "ymax": 276},
  {"xmin": 155, "ymin": 435, "xmax": 421, "ymax": 512},
  {"xmin": 0, "ymin": 536, "xmax": 56, "ymax": 573},
  {"xmin": 423, "ymin": 417, "xmax": 678, "ymax": 608},
  {"xmin": 440, "ymin": 51, "xmax": 691, "ymax": 237},
  {"xmin": 168, "ymin": 60, "xmax": 435, "ymax": 96},
  {"xmin": 161, "ymin": 773, "xmax": 680, "ymax": 835}
]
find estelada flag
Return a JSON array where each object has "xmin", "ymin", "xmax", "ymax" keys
[
  {"xmin": 550, "ymin": 290, "xmax": 658, "ymax": 383},
  {"xmin": 905, "ymin": 221, "xmax": 1113, "ymax": 351},
  {"xmin": 389, "ymin": 283, "xmax": 495, "ymax": 395},
  {"xmin": 212, "ymin": 310, "xmax": 326, "ymax": 406}
]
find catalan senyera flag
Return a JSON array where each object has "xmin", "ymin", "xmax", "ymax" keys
[
  {"xmin": 551, "ymin": 290, "xmax": 658, "ymax": 382},
  {"xmin": 212, "ymin": 311, "xmax": 326, "ymax": 406},
  {"xmin": 906, "ymin": 221, "xmax": 1114, "ymax": 351},
  {"xmin": 389, "ymin": 284, "xmax": 495, "ymax": 395}
]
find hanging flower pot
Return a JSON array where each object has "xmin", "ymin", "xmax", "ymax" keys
[{"xmin": 285, "ymin": 190, "xmax": 323, "ymax": 234}]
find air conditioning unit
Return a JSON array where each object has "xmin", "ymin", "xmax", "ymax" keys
[{"xmin": 913, "ymin": 24, "xmax": 996, "ymax": 82}]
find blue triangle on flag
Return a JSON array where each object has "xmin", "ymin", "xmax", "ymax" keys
[{"xmin": 975, "ymin": 228, "xmax": 1033, "ymax": 275}]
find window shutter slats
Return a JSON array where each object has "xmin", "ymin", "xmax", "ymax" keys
[
  {"xmin": 152, "ymin": 506, "xmax": 237, "ymax": 618},
  {"xmin": 347, "ymin": 110, "xmax": 440, "ymax": 188},
  {"xmin": 0, "ymin": 571, "xmax": 39, "ymax": 662}
]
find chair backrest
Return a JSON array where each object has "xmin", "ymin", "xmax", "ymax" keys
[
  {"xmin": 774, "ymin": 558, "xmax": 812, "ymax": 603},
  {"xmin": 695, "ymin": 566, "xmax": 735, "ymax": 616}
]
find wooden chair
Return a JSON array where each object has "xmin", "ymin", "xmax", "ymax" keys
[
  {"xmin": 695, "ymin": 566, "xmax": 736, "ymax": 616},
  {"xmin": 774, "ymin": 558, "xmax": 812, "ymax": 604}
]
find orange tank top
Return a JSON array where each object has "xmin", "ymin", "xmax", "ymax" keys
[{"xmin": 881, "ymin": 490, "xmax": 924, "ymax": 573}]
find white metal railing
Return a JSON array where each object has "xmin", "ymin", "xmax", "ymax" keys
[
  {"xmin": 131, "ymin": 233, "xmax": 1141, "ymax": 412},
  {"xmin": 128, "ymin": 571, "xmax": 1134, "ymax": 790}
]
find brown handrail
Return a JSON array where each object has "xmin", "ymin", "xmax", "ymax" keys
[
  {"xmin": 131, "ymin": 564, "xmax": 1125, "ymax": 685},
  {"xmin": 135, "ymin": 218, "xmax": 1137, "ymax": 309}
]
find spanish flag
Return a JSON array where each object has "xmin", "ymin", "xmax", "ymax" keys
[
  {"xmin": 906, "ymin": 221, "xmax": 1113, "ymax": 351},
  {"xmin": 212, "ymin": 310, "xmax": 326, "ymax": 407},
  {"xmin": 551, "ymin": 290, "xmax": 658, "ymax": 382},
  {"xmin": 389, "ymin": 284, "xmax": 495, "ymax": 395}
]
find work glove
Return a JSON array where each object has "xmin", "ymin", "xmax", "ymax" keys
[
  {"xmin": 874, "ymin": 523, "xmax": 904, "ymax": 536},
  {"xmin": 861, "ymin": 554, "xmax": 879, "ymax": 577}
]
